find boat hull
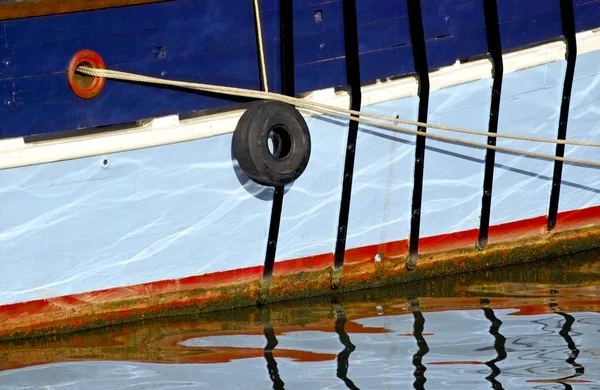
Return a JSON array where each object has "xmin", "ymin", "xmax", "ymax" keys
[{"xmin": 2, "ymin": 32, "xmax": 600, "ymax": 339}]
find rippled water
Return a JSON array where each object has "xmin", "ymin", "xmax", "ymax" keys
[{"xmin": 2, "ymin": 251, "xmax": 600, "ymax": 389}]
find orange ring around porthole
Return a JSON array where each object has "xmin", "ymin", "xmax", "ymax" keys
[{"xmin": 68, "ymin": 50, "xmax": 106, "ymax": 99}]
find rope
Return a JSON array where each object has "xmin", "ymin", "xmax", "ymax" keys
[
  {"xmin": 253, "ymin": 0, "xmax": 268, "ymax": 92},
  {"xmin": 78, "ymin": 68, "xmax": 600, "ymax": 149},
  {"xmin": 76, "ymin": 66, "xmax": 600, "ymax": 169}
]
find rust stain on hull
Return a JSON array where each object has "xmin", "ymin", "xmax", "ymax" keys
[
  {"xmin": 347, "ymin": 224, "xmax": 600, "ymax": 290},
  {"xmin": 0, "ymin": 276, "xmax": 263, "ymax": 342},
  {"xmin": 269, "ymin": 223, "xmax": 600, "ymax": 304},
  {"xmin": 1, "ymin": 220, "xmax": 600, "ymax": 341},
  {"xmin": 2, "ymin": 265, "xmax": 600, "ymax": 372}
]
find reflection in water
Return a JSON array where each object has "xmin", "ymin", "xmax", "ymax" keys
[
  {"xmin": 261, "ymin": 308, "xmax": 285, "ymax": 390},
  {"xmin": 410, "ymin": 297, "xmax": 429, "ymax": 390},
  {"xmin": 480, "ymin": 297, "xmax": 507, "ymax": 390},
  {"xmin": 2, "ymin": 250, "xmax": 600, "ymax": 388},
  {"xmin": 333, "ymin": 301, "xmax": 360, "ymax": 390},
  {"xmin": 553, "ymin": 302, "xmax": 585, "ymax": 388}
]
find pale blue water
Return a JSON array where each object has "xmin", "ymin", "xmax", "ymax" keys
[{"xmin": 1, "ymin": 250, "xmax": 600, "ymax": 389}]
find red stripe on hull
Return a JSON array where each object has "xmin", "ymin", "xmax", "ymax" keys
[{"xmin": 1, "ymin": 206, "xmax": 600, "ymax": 340}]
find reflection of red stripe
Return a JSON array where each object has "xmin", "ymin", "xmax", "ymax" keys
[
  {"xmin": 2, "ymin": 298, "xmax": 600, "ymax": 371},
  {"xmin": 508, "ymin": 299, "xmax": 600, "ymax": 316},
  {"xmin": 1, "ymin": 347, "xmax": 337, "ymax": 371},
  {"xmin": 1, "ymin": 205, "xmax": 600, "ymax": 339},
  {"xmin": 526, "ymin": 379, "xmax": 592, "ymax": 383}
]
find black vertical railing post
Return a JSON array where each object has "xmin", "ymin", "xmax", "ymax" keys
[
  {"xmin": 280, "ymin": 0, "xmax": 295, "ymax": 97},
  {"xmin": 406, "ymin": 0, "xmax": 430, "ymax": 269},
  {"xmin": 332, "ymin": 0, "xmax": 362, "ymax": 288},
  {"xmin": 548, "ymin": 0, "xmax": 577, "ymax": 231},
  {"xmin": 262, "ymin": 187, "xmax": 284, "ymax": 302},
  {"xmin": 261, "ymin": 0, "xmax": 296, "ymax": 303},
  {"xmin": 477, "ymin": 0, "xmax": 504, "ymax": 250}
]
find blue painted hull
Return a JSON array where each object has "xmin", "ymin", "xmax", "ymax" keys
[{"xmin": 1, "ymin": 0, "xmax": 600, "ymax": 139}]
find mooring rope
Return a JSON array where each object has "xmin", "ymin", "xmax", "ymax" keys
[
  {"xmin": 77, "ymin": 65, "xmax": 600, "ymax": 168},
  {"xmin": 76, "ymin": 67, "xmax": 600, "ymax": 149}
]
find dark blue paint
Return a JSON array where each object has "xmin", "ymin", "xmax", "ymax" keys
[
  {"xmin": 0, "ymin": 22, "xmax": 5, "ymax": 49},
  {"xmin": 500, "ymin": 12, "xmax": 563, "ymax": 50},
  {"xmin": 290, "ymin": 1, "xmax": 344, "ymax": 34},
  {"xmin": 496, "ymin": 0, "xmax": 560, "ymax": 22},
  {"xmin": 427, "ymin": 28, "xmax": 488, "ymax": 69},
  {"xmin": 497, "ymin": 0, "xmax": 563, "ymax": 50},
  {"xmin": 359, "ymin": 45, "xmax": 414, "ymax": 82},
  {"xmin": 358, "ymin": 16, "xmax": 412, "ymax": 53},
  {"xmin": 296, "ymin": 57, "xmax": 347, "ymax": 92},
  {"xmin": 574, "ymin": 0, "xmax": 600, "ymax": 32},
  {"xmin": 1, "ymin": 0, "xmax": 600, "ymax": 139},
  {"xmin": 6, "ymin": 0, "xmax": 256, "ymax": 47},
  {"xmin": 356, "ymin": 0, "xmax": 408, "ymax": 24},
  {"xmin": 291, "ymin": 30, "xmax": 345, "ymax": 65},
  {"xmin": 422, "ymin": 0, "xmax": 487, "ymax": 69},
  {"xmin": 422, "ymin": 1, "xmax": 485, "ymax": 39}
]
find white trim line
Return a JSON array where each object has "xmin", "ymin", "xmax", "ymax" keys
[{"xmin": 1, "ymin": 29, "xmax": 599, "ymax": 170}]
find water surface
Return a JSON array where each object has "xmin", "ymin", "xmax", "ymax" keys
[{"xmin": 2, "ymin": 251, "xmax": 600, "ymax": 389}]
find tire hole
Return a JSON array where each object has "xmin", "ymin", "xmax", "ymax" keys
[{"xmin": 267, "ymin": 125, "xmax": 292, "ymax": 160}]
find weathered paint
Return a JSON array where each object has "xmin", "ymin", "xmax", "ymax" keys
[
  {"xmin": 1, "ymin": 251, "xmax": 600, "ymax": 371},
  {"xmin": 1, "ymin": 205, "xmax": 600, "ymax": 341}
]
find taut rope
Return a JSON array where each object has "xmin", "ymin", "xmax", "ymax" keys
[{"xmin": 77, "ymin": 65, "xmax": 600, "ymax": 169}]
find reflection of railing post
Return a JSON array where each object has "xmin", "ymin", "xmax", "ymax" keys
[
  {"xmin": 332, "ymin": 301, "xmax": 360, "ymax": 390},
  {"xmin": 480, "ymin": 298, "xmax": 506, "ymax": 390},
  {"xmin": 550, "ymin": 302, "xmax": 585, "ymax": 385},
  {"xmin": 409, "ymin": 297, "xmax": 428, "ymax": 390},
  {"xmin": 260, "ymin": 307, "xmax": 285, "ymax": 390}
]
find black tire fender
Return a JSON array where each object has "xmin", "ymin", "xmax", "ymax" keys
[{"xmin": 233, "ymin": 100, "xmax": 311, "ymax": 187}]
